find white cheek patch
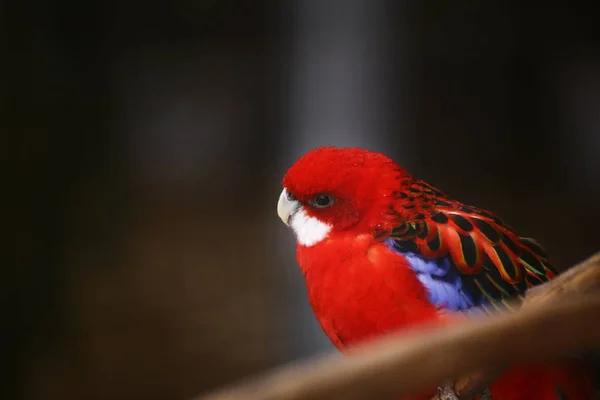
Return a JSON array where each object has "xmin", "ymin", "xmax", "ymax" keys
[{"xmin": 290, "ymin": 208, "xmax": 332, "ymax": 247}]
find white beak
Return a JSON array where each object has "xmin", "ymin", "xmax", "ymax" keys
[{"xmin": 277, "ymin": 189, "xmax": 300, "ymax": 226}]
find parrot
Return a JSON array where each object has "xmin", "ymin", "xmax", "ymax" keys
[{"xmin": 277, "ymin": 146, "xmax": 595, "ymax": 400}]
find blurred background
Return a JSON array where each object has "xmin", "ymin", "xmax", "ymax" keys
[{"xmin": 4, "ymin": 1, "xmax": 600, "ymax": 399}]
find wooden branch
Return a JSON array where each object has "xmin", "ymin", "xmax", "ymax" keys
[
  {"xmin": 438, "ymin": 251, "xmax": 600, "ymax": 399},
  {"xmin": 525, "ymin": 251, "xmax": 600, "ymax": 307},
  {"xmin": 195, "ymin": 252, "xmax": 600, "ymax": 400}
]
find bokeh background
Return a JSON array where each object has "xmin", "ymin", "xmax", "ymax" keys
[{"xmin": 5, "ymin": 1, "xmax": 600, "ymax": 399}]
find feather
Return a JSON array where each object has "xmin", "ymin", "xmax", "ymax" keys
[{"xmin": 384, "ymin": 180, "xmax": 557, "ymax": 314}]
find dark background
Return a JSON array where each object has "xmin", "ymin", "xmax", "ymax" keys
[{"xmin": 4, "ymin": 1, "xmax": 600, "ymax": 399}]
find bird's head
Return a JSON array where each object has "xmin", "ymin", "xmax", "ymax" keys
[{"xmin": 278, "ymin": 147, "xmax": 413, "ymax": 247}]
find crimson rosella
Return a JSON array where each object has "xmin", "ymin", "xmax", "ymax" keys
[{"xmin": 277, "ymin": 147, "xmax": 594, "ymax": 400}]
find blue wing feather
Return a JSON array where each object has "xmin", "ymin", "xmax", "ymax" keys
[{"xmin": 385, "ymin": 238, "xmax": 490, "ymax": 315}]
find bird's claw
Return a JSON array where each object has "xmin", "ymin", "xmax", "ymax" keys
[
  {"xmin": 432, "ymin": 385, "xmax": 493, "ymax": 400},
  {"xmin": 435, "ymin": 385, "xmax": 461, "ymax": 400}
]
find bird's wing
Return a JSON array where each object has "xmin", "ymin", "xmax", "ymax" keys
[{"xmin": 383, "ymin": 180, "xmax": 557, "ymax": 314}]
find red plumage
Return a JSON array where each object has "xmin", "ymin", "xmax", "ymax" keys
[{"xmin": 279, "ymin": 147, "xmax": 595, "ymax": 400}]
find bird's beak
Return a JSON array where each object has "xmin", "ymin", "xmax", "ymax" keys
[{"xmin": 277, "ymin": 189, "xmax": 300, "ymax": 226}]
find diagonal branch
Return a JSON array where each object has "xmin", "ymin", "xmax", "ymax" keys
[
  {"xmin": 438, "ymin": 251, "xmax": 600, "ymax": 399},
  {"xmin": 525, "ymin": 251, "xmax": 600, "ymax": 307},
  {"xmin": 195, "ymin": 252, "xmax": 600, "ymax": 400}
]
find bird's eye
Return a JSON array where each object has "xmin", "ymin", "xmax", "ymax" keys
[{"xmin": 311, "ymin": 194, "xmax": 334, "ymax": 208}]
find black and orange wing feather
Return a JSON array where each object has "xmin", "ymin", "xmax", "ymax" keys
[{"xmin": 383, "ymin": 180, "xmax": 557, "ymax": 313}]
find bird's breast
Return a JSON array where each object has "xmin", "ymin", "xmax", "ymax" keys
[{"xmin": 297, "ymin": 237, "xmax": 440, "ymax": 349}]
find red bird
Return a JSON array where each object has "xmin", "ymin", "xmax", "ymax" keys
[{"xmin": 277, "ymin": 147, "xmax": 594, "ymax": 400}]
